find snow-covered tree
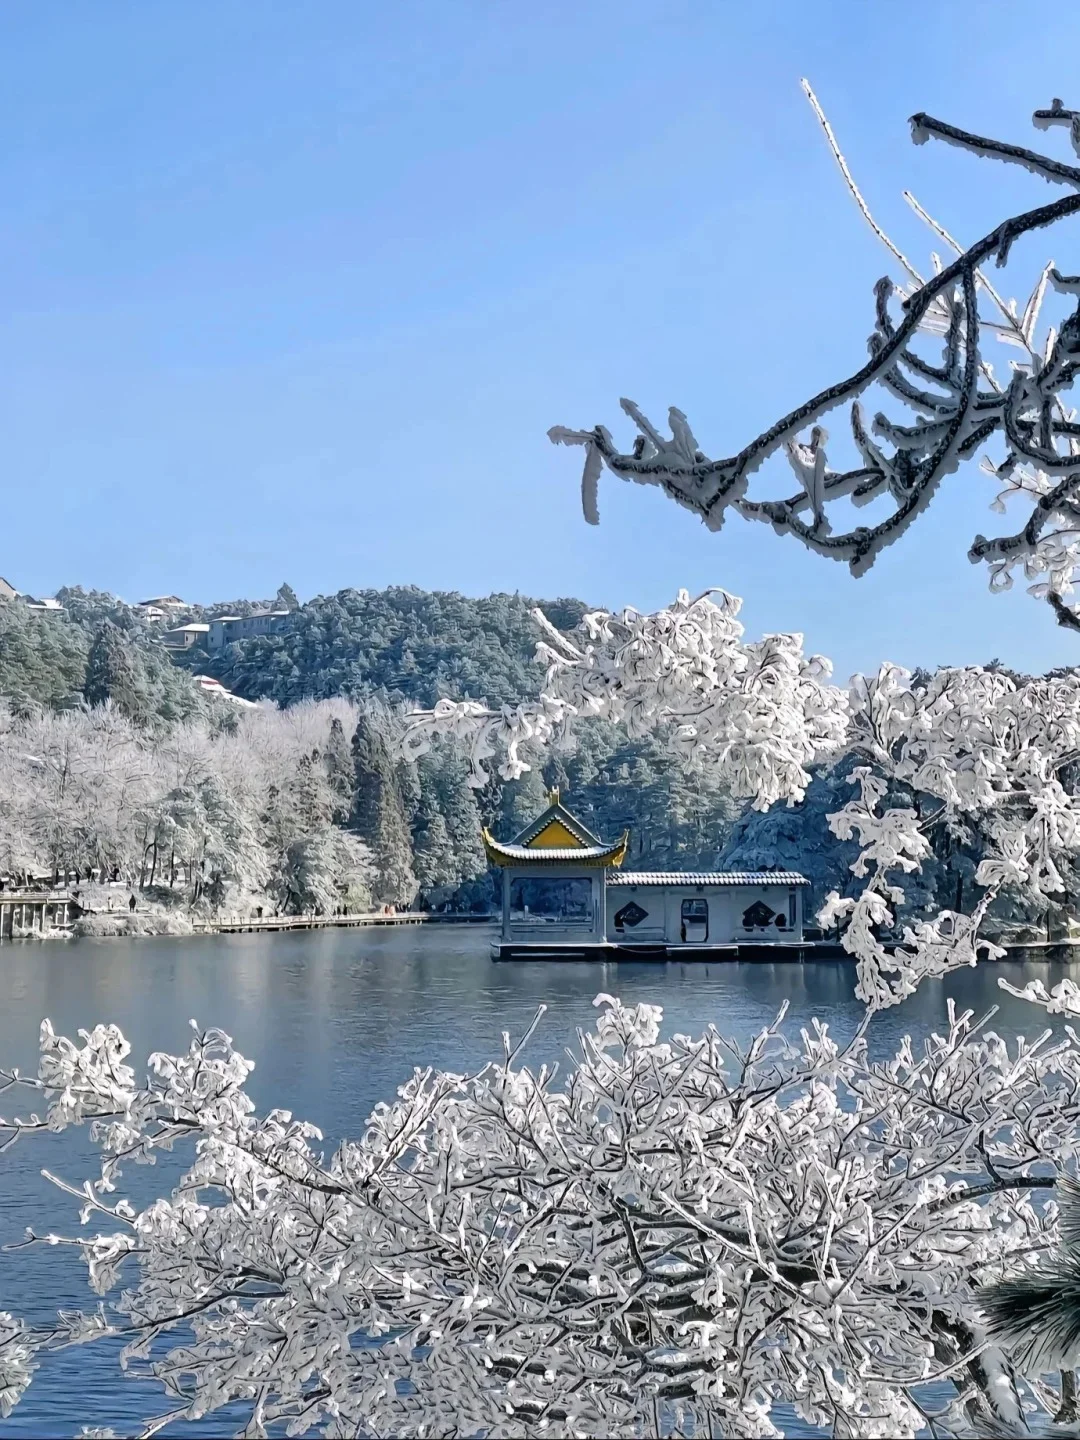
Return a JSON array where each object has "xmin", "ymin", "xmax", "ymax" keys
[
  {"xmin": 410, "ymin": 779, "xmax": 457, "ymax": 895},
  {"xmin": 323, "ymin": 716, "xmax": 355, "ymax": 824},
  {"xmin": 350, "ymin": 705, "xmax": 417, "ymax": 906},
  {"xmin": 82, "ymin": 625, "xmax": 145, "ymax": 722},
  {"xmin": 422, "ymin": 741, "xmax": 488, "ymax": 887},
  {"xmin": 6, "ymin": 988, "xmax": 1080, "ymax": 1436},
  {"xmin": 273, "ymin": 828, "xmax": 374, "ymax": 914}
]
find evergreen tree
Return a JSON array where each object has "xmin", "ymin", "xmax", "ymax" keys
[
  {"xmin": 293, "ymin": 750, "xmax": 334, "ymax": 834},
  {"xmin": 412, "ymin": 785, "xmax": 456, "ymax": 896},
  {"xmin": 428, "ymin": 744, "xmax": 486, "ymax": 884},
  {"xmin": 323, "ymin": 717, "xmax": 355, "ymax": 823},
  {"xmin": 83, "ymin": 625, "xmax": 146, "ymax": 722},
  {"xmin": 350, "ymin": 708, "xmax": 416, "ymax": 905},
  {"xmin": 543, "ymin": 753, "xmax": 571, "ymax": 800},
  {"xmin": 498, "ymin": 758, "xmax": 548, "ymax": 837},
  {"xmin": 397, "ymin": 757, "xmax": 422, "ymax": 826}
]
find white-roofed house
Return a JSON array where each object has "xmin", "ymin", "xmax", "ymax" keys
[{"xmin": 161, "ymin": 622, "xmax": 211, "ymax": 650}]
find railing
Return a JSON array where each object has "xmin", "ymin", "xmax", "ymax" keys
[{"xmin": 193, "ymin": 911, "xmax": 496, "ymax": 934}]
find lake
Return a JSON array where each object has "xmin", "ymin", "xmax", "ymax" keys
[{"xmin": 1, "ymin": 925, "xmax": 1075, "ymax": 1437}]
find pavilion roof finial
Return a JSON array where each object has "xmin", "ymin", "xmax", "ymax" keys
[{"xmin": 547, "ymin": 784, "xmax": 561, "ymax": 807}]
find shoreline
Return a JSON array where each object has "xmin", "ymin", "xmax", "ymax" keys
[
  {"xmin": 2, "ymin": 908, "xmax": 1080, "ymax": 964},
  {"xmin": 0, "ymin": 907, "xmax": 497, "ymax": 943}
]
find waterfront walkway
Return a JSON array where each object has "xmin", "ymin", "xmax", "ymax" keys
[{"xmin": 195, "ymin": 911, "xmax": 495, "ymax": 935}]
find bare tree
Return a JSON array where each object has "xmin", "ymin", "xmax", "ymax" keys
[{"xmin": 551, "ymin": 92, "xmax": 1080, "ymax": 628}]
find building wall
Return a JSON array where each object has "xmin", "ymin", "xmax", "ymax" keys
[
  {"xmin": 162, "ymin": 626, "xmax": 209, "ymax": 650},
  {"xmin": 607, "ymin": 883, "xmax": 803, "ymax": 945},
  {"xmin": 207, "ymin": 613, "xmax": 289, "ymax": 649}
]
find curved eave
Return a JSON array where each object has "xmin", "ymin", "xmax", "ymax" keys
[{"xmin": 482, "ymin": 830, "xmax": 629, "ymax": 869}]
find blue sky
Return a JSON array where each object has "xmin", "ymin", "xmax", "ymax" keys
[{"xmin": 3, "ymin": 1, "xmax": 1080, "ymax": 681}]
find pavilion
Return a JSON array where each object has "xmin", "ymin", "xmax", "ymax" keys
[{"xmin": 483, "ymin": 790, "xmax": 809, "ymax": 961}]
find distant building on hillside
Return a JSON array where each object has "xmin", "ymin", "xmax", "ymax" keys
[
  {"xmin": 0, "ymin": 579, "xmax": 64, "ymax": 612},
  {"xmin": 207, "ymin": 611, "xmax": 290, "ymax": 650},
  {"xmin": 191, "ymin": 674, "xmax": 257, "ymax": 708},
  {"xmin": 138, "ymin": 595, "xmax": 186, "ymax": 612},
  {"xmin": 162, "ymin": 622, "xmax": 211, "ymax": 650}
]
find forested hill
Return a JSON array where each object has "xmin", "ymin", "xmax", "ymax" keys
[
  {"xmin": 0, "ymin": 584, "xmax": 590, "ymax": 714},
  {"xmin": 185, "ymin": 588, "xmax": 591, "ymax": 708},
  {"xmin": 0, "ymin": 583, "xmax": 741, "ymax": 910}
]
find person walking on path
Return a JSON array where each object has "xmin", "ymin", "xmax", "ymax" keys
[{"xmin": 128, "ymin": 894, "xmax": 137, "ymax": 913}]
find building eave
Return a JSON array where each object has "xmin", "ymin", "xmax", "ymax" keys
[{"xmin": 483, "ymin": 829, "xmax": 629, "ymax": 868}]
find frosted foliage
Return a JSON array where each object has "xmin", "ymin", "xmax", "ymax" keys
[
  {"xmin": 6, "ymin": 1000, "xmax": 1080, "ymax": 1436},
  {"xmin": 404, "ymin": 589, "xmax": 848, "ymax": 812},
  {"xmin": 0, "ymin": 697, "xmax": 373, "ymax": 914},
  {"xmin": 0, "ymin": 1311, "xmax": 41, "ymax": 1419},
  {"xmin": 549, "ymin": 93, "xmax": 1080, "ymax": 631},
  {"xmin": 406, "ymin": 588, "xmax": 1080, "ymax": 1010}
]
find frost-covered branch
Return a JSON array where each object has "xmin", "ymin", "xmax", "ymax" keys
[
  {"xmin": 5, "ymin": 999, "xmax": 1080, "ymax": 1436},
  {"xmin": 550, "ymin": 93, "xmax": 1080, "ymax": 626}
]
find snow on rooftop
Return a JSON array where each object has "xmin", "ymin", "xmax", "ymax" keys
[{"xmin": 609, "ymin": 871, "xmax": 809, "ymax": 887}]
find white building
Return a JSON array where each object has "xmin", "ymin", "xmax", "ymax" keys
[
  {"xmin": 207, "ymin": 611, "xmax": 290, "ymax": 649},
  {"xmin": 485, "ymin": 791, "xmax": 809, "ymax": 962},
  {"xmin": 162, "ymin": 622, "xmax": 211, "ymax": 650},
  {"xmin": 0, "ymin": 580, "xmax": 63, "ymax": 612}
]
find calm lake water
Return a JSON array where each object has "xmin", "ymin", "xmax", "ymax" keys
[{"xmin": 1, "ymin": 925, "xmax": 1076, "ymax": 1437}]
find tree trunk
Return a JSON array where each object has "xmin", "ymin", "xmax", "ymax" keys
[{"xmin": 1058, "ymin": 1370, "xmax": 1077, "ymax": 1424}]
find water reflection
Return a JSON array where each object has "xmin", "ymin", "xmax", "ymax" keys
[{"xmin": 1, "ymin": 927, "xmax": 1077, "ymax": 1436}]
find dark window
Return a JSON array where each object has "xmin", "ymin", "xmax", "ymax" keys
[{"xmin": 510, "ymin": 877, "xmax": 591, "ymax": 921}]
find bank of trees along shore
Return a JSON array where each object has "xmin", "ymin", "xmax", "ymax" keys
[
  {"xmin": 0, "ymin": 693, "xmax": 745, "ymax": 920},
  {"xmin": 6, "ymin": 577, "xmax": 1066, "ymax": 934},
  {"xmin": 0, "ymin": 583, "xmax": 746, "ymax": 917}
]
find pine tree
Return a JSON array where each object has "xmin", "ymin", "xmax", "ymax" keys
[
  {"xmin": 543, "ymin": 753, "xmax": 571, "ymax": 799},
  {"xmin": 498, "ymin": 757, "xmax": 548, "ymax": 836},
  {"xmin": 293, "ymin": 750, "xmax": 334, "ymax": 833},
  {"xmin": 397, "ymin": 757, "xmax": 422, "ymax": 825},
  {"xmin": 350, "ymin": 708, "xmax": 416, "ymax": 905},
  {"xmin": 83, "ymin": 624, "xmax": 146, "ymax": 722},
  {"xmin": 323, "ymin": 717, "xmax": 355, "ymax": 824},
  {"xmin": 412, "ymin": 784, "xmax": 456, "ymax": 895},
  {"xmin": 428, "ymin": 744, "xmax": 486, "ymax": 884}
]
